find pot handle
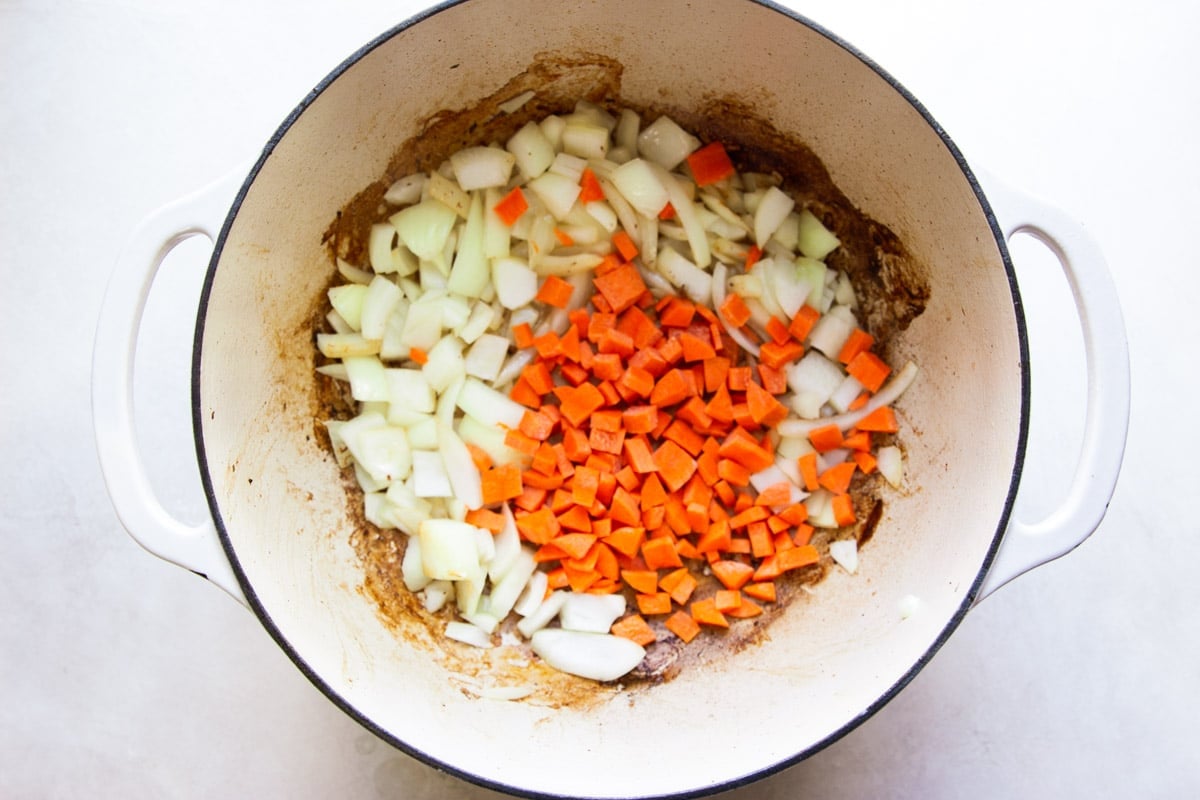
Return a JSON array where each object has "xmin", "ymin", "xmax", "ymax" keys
[
  {"xmin": 972, "ymin": 171, "xmax": 1130, "ymax": 603},
  {"xmin": 92, "ymin": 167, "xmax": 249, "ymax": 606}
]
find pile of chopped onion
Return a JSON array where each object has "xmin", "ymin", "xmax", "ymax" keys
[{"xmin": 316, "ymin": 98, "xmax": 913, "ymax": 684}]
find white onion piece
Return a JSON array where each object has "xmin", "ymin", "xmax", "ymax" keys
[
  {"xmin": 342, "ymin": 355, "xmax": 390, "ymax": 402},
  {"xmin": 384, "ymin": 173, "xmax": 426, "ymax": 206},
  {"xmin": 445, "ymin": 620, "xmax": 493, "ymax": 649},
  {"xmin": 391, "ymin": 198, "xmax": 458, "ymax": 262},
  {"xmin": 797, "ymin": 208, "xmax": 841, "ymax": 259},
  {"xmin": 530, "ymin": 629, "xmax": 645, "ymax": 683},
  {"xmin": 829, "ymin": 539, "xmax": 859, "ymax": 574},
  {"xmin": 754, "ymin": 186, "xmax": 795, "ymax": 247},
  {"xmin": 786, "ymin": 350, "xmax": 846, "ymax": 419},
  {"xmin": 328, "ymin": 283, "xmax": 367, "ymax": 331},
  {"xmin": 418, "ymin": 519, "xmax": 482, "ymax": 580},
  {"xmin": 368, "ymin": 224, "xmax": 398, "ymax": 274},
  {"xmin": 513, "ymin": 571, "xmax": 549, "ymax": 617},
  {"xmin": 651, "ymin": 163, "xmax": 710, "ymax": 268},
  {"xmin": 611, "ymin": 158, "xmax": 669, "ymax": 218},
  {"xmin": 559, "ymin": 593, "xmax": 627, "ymax": 634},
  {"xmin": 526, "ymin": 172, "xmax": 582, "ymax": 220},
  {"xmin": 360, "ymin": 275, "xmax": 402, "ymax": 340},
  {"xmin": 446, "ymin": 192, "xmax": 489, "ymax": 297},
  {"xmin": 317, "ymin": 332, "xmax": 380, "ymax": 358},
  {"xmin": 463, "ymin": 333, "xmax": 509, "ymax": 383},
  {"xmin": 411, "ymin": 450, "xmax": 453, "ymax": 498},
  {"xmin": 486, "ymin": 548, "xmax": 538, "ymax": 621},
  {"xmin": 516, "ymin": 591, "xmax": 568, "ymax": 638},
  {"xmin": 421, "ymin": 335, "xmax": 465, "ymax": 394},
  {"xmin": 655, "ymin": 247, "xmax": 712, "ymax": 306},
  {"xmin": 876, "ymin": 445, "xmax": 904, "ymax": 488},
  {"xmin": 422, "ymin": 580, "xmax": 453, "ymax": 613},
  {"xmin": 711, "ymin": 262, "xmax": 760, "ymax": 357},
  {"xmin": 490, "ymin": 256, "xmax": 539, "ymax": 309},
  {"xmin": 454, "ymin": 301, "xmax": 494, "ymax": 345},
  {"xmin": 437, "ymin": 424, "xmax": 483, "ymax": 510},
  {"xmin": 487, "ymin": 505, "xmax": 521, "ymax": 581},
  {"xmin": 492, "ymin": 347, "xmax": 536, "ymax": 391},
  {"xmin": 450, "ymin": 146, "xmax": 515, "ymax": 191},
  {"xmin": 561, "ymin": 122, "xmax": 610, "ymax": 160},
  {"xmin": 456, "ymin": 377, "xmax": 527, "ymax": 430},
  {"xmin": 497, "ymin": 89, "xmax": 535, "ymax": 115},
  {"xmin": 401, "ymin": 535, "xmax": 431, "ymax": 591},
  {"xmin": 637, "ymin": 115, "xmax": 700, "ymax": 170},
  {"xmin": 778, "ymin": 361, "xmax": 919, "ymax": 436}
]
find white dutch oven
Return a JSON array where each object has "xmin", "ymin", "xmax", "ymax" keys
[{"xmin": 92, "ymin": 1, "xmax": 1130, "ymax": 797}]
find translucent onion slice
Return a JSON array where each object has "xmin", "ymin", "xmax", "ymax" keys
[{"xmin": 777, "ymin": 361, "xmax": 920, "ymax": 436}]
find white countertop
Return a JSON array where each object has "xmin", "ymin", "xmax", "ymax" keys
[{"xmin": 2, "ymin": 1, "xmax": 1195, "ymax": 796}]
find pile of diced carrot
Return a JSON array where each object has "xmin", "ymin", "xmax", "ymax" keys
[{"xmin": 461, "ymin": 242, "xmax": 898, "ymax": 648}]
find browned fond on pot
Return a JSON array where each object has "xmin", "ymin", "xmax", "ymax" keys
[{"xmin": 312, "ymin": 52, "xmax": 930, "ymax": 703}]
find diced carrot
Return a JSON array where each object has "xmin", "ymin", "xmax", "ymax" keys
[
  {"xmin": 678, "ymin": 331, "xmax": 717, "ymax": 362},
  {"xmin": 621, "ymin": 569, "xmax": 660, "ymax": 595},
  {"xmin": 481, "ymin": 463, "xmax": 523, "ymax": 505},
  {"xmin": 659, "ymin": 567, "xmax": 698, "ymax": 605},
  {"xmin": 557, "ymin": 504, "xmax": 593, "ymax": 533},
  {"xmin": 603, "ymin": 526, "xmax": 645, "ymax": 558},
  {"xmin": 553, "ymin": 532, "xmax": 598, "ymax": 560},
  {"xmin": 725, "ymin": 597, "xmax": 763, "ymax": 618},
  {"xmin": 623, "ymin": 436, "xmax": 659, "ymax": 474},
  {"xmin": 610, "ymin": 486, "xmax": 642, "ymax": 527},
  {"xmin": 713, "ymin": 589, "xmax": 743, "ymax": 613},
  {"xmin": 612, "ymin": 229, "xmax": 639, "ymax": 261},
  {"xmin": 856, "ymin": 405, "xmax": 899, "ymax": 433},
  {"xmin": 493, "ymin": 186, "xmax": 528, "ymax": 226},
  {"xmin": 831, "ymin": 494, "xmax": 857, "ymax": 527},
  {"xmin": 611, "ymin": 614, "xmax": 656, "ymax": 646},
  {"xmin": 819, "ymin": 461, "xmax": 857, "ymax": 495},
  {"xmin": 637, "ymin": 592, "xmax": 673, "ymax": 616},
  {"xmin": 665, "ymin": 610, "xmax": 702, "ymax": 643},
  {"xmin": 841, "ymin": 430, "xmax": 871, "ymax": 452},
  {"xmin": 743, "ymin": 581, "xmax": 777, "ymax": 603},
  {"xmin": 718, "ymin": 428, "xmax": 775, "ymax": 472},
  {"xmin": 658, "ymin": 297, "xmax": 695, "ymax": 328},
  {"xmin": 765, "ymin": 316, "xmax": 791, "ymax": 346},
  {"xmin": 512, "ymin": 322, "xmax": 535, "ymax": 349},
  {"xmin": 408, "ymin": 347, "xmax": 428, "ymax": 365},
  {"xmin": 787, "ymin": 305, "xmax": 821, "ymax": 342},
  {"xmin": 744, "ymin": 244, "xmax": 763, "ymax": 272},
  {"xmin": 464, "ymin": 507, "xmax": 506, "ymax": 534},
  {"xmin": 758, "ymin": 340, "xmax": 805, "ymax": 370},
  {"xmin": 515, "ymin": 507, "xmax": 560, "ymax": 545},
  {"xmin": 466, "ymin": 443, "xmax": 493, "ymax": 472},
  {"xmin": 837, "ymin": 328, "xmax": 875, "ymax": 365},
  {"xmin": 593, "ymin": 261, "xmax": 647, "ymax": 315},
  {"xmin": 649, "ymin": 368, "xmax": 690, "ymax": 407},
  {"xmin": 686, "ymin": 141, "xmax": 736, "ymax": 186},
  {"xmin": 754, "ymin": 481, "xmax": 792, "ymax": 508},
  {"xmin": 719, "ymin": 293, "xmax": 751, "ymax": 327},
  {"xmin": 808, "ymin": 423, "xmax": 844, "ymax": 453},
  {"xmin": 852, "ymin": 450, "xmax": 878, "ymax": 474},
  {"xmin": 711, "ymin": 559, "xmax": 755, "ymax": 590},
  {"xmin": 642, "ymin": 536, "xmax": 683, "ymax": 570},
  {"xmin": 638, "ymin": 472, "xmax": 668, "ymax": 509},
  {"xmin": 579, "ymin": 167, "xmax": 606, "ymax": 203},
  {"xmin": 757, "ymin": 363, "xmax": 788, "ymax": 395},
  {"xmin": 690, "ymin": 598, "xmax": 729, "ymax": 628},
  {"xmin": 745, "ymin": 380, "xmax": 788, "ymax": 426},
  {"xmin": 798, "ymin": 452, "xmax": 820, "ymax": 491},
  {"xmin": 622, "ymin": 404, "xmax": 659, "ymax": 435},
  {"xmin": 776, "ymin": 544, "xmax": 820, "ymax": 572},
  {"xmin": 845, "ymin": 351, "xmax": 891, "ymax": 393},
  {"xmin": 652, "ymin": 440, "xmax": 698, "ymax": 492}
]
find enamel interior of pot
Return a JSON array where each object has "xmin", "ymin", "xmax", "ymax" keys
[{"xmin": 194, "ymin": 0, "xmax": 1024, "ymax": 796}]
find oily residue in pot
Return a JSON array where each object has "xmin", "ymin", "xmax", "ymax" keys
[{"xmin": 316, "ymin": 53, "xmax": 928, "ymax": 705}]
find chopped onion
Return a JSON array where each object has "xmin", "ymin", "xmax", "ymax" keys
[
  {"xmin": 526, "ymin": 172, "xmax": 582, "ymax": 220},
  {"xmin": 529, "ymin": 629, "xmax": 645, "ymax": 682},
  {"xmin": 446, "ymin": 192, "xmax": 489, "ymax": 297},
  {"xmin": 655, "ymin": 247, "xmax": 712, "ymax": 306},
  {"xmin": 437, "ymin": 424, "xmax": 483, "ymax": 510},
  {"xmin": 829, "ymin": 539, "xmax": 859, "ymax": 574},
  {"xmin": 559, "ymin": 593, "xmax": 627, "ymax": 634},
  {"xmin": 384, "ymin": 173, "xmax": 427, "ymax": 206},
  {"xmin": 411, "ymin": 450, "xmax": 453, "ymax": 498},
  {"xmin": 637, "ymin": 115, "xmax": 700, "ymax": 170},
  {"xmin": 463, "ymin": 333, "xmax": 510, "ymax": 383},
  {"xmin": 876, "ymin": 445, "xmax": 904, "ymax": 488},
  {"xmin": 611, "ymin": 158, "xmax": 669, "ymax": 218},
  {"xmin": 391, "ymin": 198, "xmax": 458, "ymax": 261},
  {"xmin": 797, "ymin": 208, "xmax": 841, "ymax": 259},
  {"xmin": 754, "ymin": 186, "xmax": 795, "ymax": 247},
  {"xmin": 449, "ymin": 146, "xmax": 515, "ymax": 191},
  {"xmin": 445, "ymin": 620, "xmax": 493, "ymax": 649},
  {"xmin": 418, "ymin": 519, "xmax": 482, "ymax": 580}
]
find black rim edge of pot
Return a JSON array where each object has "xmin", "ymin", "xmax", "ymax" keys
[{"xmin": 190, "ymin": 1, "xmax": 1032, "ymax": 797}]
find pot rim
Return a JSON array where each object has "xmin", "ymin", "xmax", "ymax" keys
[{"xmin": 190, "ymin": 1, "xmax": 1031, "ymax": 796}]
